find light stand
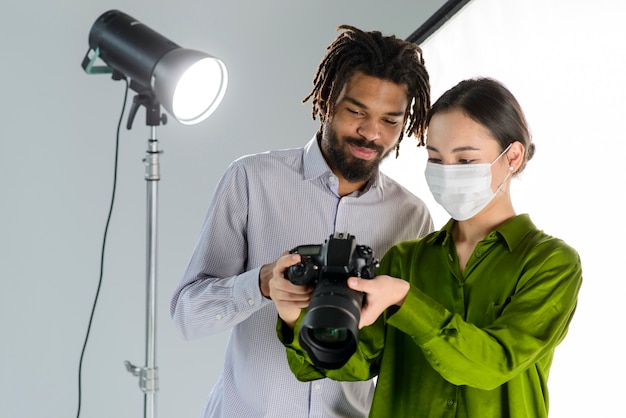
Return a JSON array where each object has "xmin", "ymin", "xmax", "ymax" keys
[
  {"xmin": 123, "ymin": 92, "xmax": 165, "ymax": 418},
  {"xmin": 81, "ymin": 9, "xmax": 228, "ymax": 418}
]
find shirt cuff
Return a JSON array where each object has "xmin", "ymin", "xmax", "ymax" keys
[
  {"xmin": 276, "ymin": 311, "xmax": 306, "ymax": 347},
  {"xmin": 233, "ymin": 266, "xmax": 272, "ymax": 310},
  {"xmin": 387, "ymin": 285, "xmax": 452, "ymax": 345}
]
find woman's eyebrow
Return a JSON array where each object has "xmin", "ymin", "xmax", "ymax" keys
[
  {"xmin": 425, "ymin": 144, "xmax": 481, "ymax": 152},
  {"xmin": 452, "ymin": 146, "xmax": 481, "ymax": 152}
]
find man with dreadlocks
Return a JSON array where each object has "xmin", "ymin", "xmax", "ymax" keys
[{"xmin": 170, "ymin": 25, "xmax": 433, "ymax": 417}]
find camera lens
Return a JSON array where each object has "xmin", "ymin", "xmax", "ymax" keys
[
  {"xmin": 298, "ymin": 279, "xmax": 362, "ymax": 369},
  {"xmin": 313, "ymin": 328, "xmax": 348, "ymax": 344}
]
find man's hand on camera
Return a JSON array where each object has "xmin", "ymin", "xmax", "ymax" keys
[{"xmin": 261, "ymin": 253, "xmax": 313, "ymax": 328}]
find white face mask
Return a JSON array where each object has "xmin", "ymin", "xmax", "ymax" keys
[{"xmin": 425, "ymin": 144, "xmax": 512, "ymax": 221}]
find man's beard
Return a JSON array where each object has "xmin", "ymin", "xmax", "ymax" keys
[{"xmin": 322, "ymin": 125, "xmax": 394, "ymax": 183}]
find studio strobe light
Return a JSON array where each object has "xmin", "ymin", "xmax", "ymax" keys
[{"xmin": 81, "ymin": 9, "xmax": 228, "ymax": 418}]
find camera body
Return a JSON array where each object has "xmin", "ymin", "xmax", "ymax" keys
[
  {"xmin": 286, "ymin": 232, "xmax": 378, "ymax": 285},
  {"xmin": 286, "ymin": 232, "xmax": 378, "ymax": 369}
]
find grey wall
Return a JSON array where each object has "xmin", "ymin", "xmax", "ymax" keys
[{"xmin": 0, "ymin": 1, "xmax": 447, "ymax": 417}]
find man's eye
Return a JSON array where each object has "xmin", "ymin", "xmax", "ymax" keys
[
  {"xmin": 427, "ymin": 158, "xmax": 442, "ymax": 163},
  {"xmin": 384, "ymin": 119, "xmax": 399, "ymax": 126},
  {"xmin": 458, "ymin": 159, "xmax": 474, "ymax": 164}
]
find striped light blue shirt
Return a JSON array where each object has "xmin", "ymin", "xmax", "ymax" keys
[{"xmin": 170, "ymin": 136, "xmax": 433, "ymax": 418}]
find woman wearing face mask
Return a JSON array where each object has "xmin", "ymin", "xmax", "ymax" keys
[{"xmin": 274, "ymin": 77, "xmax": 583, "ymax": 418}]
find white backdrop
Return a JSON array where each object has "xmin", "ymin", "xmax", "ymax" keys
[{"xmin": 382, "ymin": 0, "xmax": 626, "ymax": 416}]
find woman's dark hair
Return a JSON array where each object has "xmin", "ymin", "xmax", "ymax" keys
[
  {"xmin": 427, "ymin": 77, "xmax": 535, "ymax": 173},
  {"xmin": 304, "ymin": 25, "xmax": 430, "ymax": 157}
]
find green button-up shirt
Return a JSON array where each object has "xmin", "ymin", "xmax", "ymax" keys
[{"xmin": 279, "ymin": 214, "xmax": 582, "ymax": 418}]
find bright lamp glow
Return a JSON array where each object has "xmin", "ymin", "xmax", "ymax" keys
[
  {"xmin": 171, "ymin": 58, "xmax": 228, "ymax": 124},
  {"xmin": 82, "ymin": 9, "xmax": 228, "ymax": 125}
]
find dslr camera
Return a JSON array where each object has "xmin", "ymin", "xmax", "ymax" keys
[{"xmin": 286, "ymin": 232, "xmax": 378, "ymax": 369}]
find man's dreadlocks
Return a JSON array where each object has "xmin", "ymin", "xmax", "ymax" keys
[{"xmin": 303, "ymin": 25, "xmax": 430, "ymax": 157}]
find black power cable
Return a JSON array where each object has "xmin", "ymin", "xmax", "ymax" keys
[{"xmin": 76, "ymin": 78, "xmax": 130, "ymax": 418}]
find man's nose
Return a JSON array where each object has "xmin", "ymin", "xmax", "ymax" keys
[{"xmin": 356, "ymin": 118, "xmax": 380, "ymax": 141}]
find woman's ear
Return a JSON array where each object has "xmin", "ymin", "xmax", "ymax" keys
[{"xmin": 507, "ymin": 141, "xmax": 525, "ymax": 173}]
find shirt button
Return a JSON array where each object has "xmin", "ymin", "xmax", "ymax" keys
[
  {"xmin": 447, "ymin": 399, "xmax": 454, "ymax": 407},
  {"xmin": 328, "ymin": 175, "xmax": 336, "ymax": 183},
  {"xmin": 216, "ymin": 314, "xmax": 222, "ymax": 320},
  {"xmin": 247, "ymin": 299, "xmax": 255, "ymax": 306},
  {"xmin": 314, "ymin": 383, "xmax": 321, "ymax": 390},
  {"xmin": 475, "ymin": 251, "xmax": 482, "ymax": 257}
]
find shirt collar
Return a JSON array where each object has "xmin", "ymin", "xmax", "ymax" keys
[
  {"xmin": 303, "ymin": 135, "xmax": 330, "ymax": 180},
  {"xmin": 428, "ymin": 214, "xmax": 535, "ymax": 251},
  {"xmin": 302, "ymin": 134, "xmax": 381, "ymax": 196}
]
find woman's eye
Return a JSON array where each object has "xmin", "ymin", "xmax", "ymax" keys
[
  {"xmin": 427, "ymin": 158, "xmax": 442, "ymax": 163},
  {"xmin": 458, "ymin": 159, "xmax": 474, "ymax": 164}
]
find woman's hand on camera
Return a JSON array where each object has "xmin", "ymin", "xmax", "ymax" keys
[
  {"xmin": 348, "ymin": 275, "xmax": 410, "ymax": 328},
  {"xmin": 264, "ymin": 253, "xmax": 313, "ymax": 328}
]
